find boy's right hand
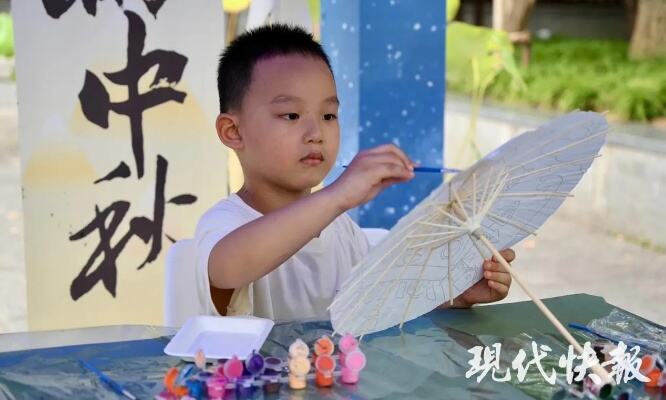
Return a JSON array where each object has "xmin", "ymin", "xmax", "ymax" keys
[{"xmin": 327, "ymin": 144, "xmax": 415, "ymax": 211}]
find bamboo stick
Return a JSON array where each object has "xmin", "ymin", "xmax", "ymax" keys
[{"xmin": 477, "ymin": 234, "xmax": 613, "ymax": 384}]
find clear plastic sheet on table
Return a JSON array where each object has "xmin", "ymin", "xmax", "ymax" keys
[
  {"xmin": 0, "ymin": 319, "xmax": 532, "ymax": 400},
  {"xmin": 1, "ymin": 307, "xmax": 662, "ymax": 399},
  {"xmin": 0, "ymin": 337, "xmax": 174, "ymax": 400}
]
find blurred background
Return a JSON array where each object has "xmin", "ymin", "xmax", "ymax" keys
[{"xmin": 0, "ymin": 0, "xmax": 664, "ymax": 333}]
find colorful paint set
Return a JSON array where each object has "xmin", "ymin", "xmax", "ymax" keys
[{"xmin": 156, "ymin": 334, "xmax": 366, "ymax": 399}]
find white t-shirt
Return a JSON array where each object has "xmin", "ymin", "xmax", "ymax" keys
[{"xmin": 194, "ymin": 194, "xmax": 370, "ymax": 323}]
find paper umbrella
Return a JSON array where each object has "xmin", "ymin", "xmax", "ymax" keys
[{"xmin": 330, "ymin": 111, "xmax": 612, "ymax": 382}]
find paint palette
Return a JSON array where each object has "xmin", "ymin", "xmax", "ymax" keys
[{"xmin": 164, "ymin": 315, "xmax": 274, "ymax": 360}]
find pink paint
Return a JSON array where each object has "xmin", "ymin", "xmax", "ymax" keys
[
  {"xmin": 338, "ymin": 334, "xmax": 358, "ymax": 367},
  {"xmin": 222, "ymin": 356, "xmax": 244, "ymax": 380},
  {"xmin": 206, "ymin": 377, "xmax": 227, "ymax": 398},
  {"xmin": 341, "ymin": 349, "xmax": 366, "ymax": 384},
  {"xmin": 339, "ymin": 334, "xmax": 358, "ymax": 353}
]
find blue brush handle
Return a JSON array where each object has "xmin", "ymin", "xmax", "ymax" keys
[
  {"xmin": 80, "ymin": 360, "xmax": 135, "ymax": 399},
  {"xmin": 342, "ymin": 165, "xmax": 460, "ymax": 174},
  {"xmin": 568, "ymin": 323, "xmax": 618, "ymax": 343},
  {"xmin": 567, "ymin": 322, "xmax": 645, "ymax": 350},
  {"xmin": 412, "ymin": 166, "xmax": 460, "ymax": 174}
]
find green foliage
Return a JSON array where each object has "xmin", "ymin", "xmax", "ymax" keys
[
  {"xmin": 445, "ymin": 21, "xmax": 524, "ymax": 164},
  {"xmin": 0, "ymin": 13, "xmax": 13, "ymax": 58},
  {"xmin": 449, "ymin": 37, "xmax": 666, "ymax": 122},
  {"xmin": 447, "ymin": 0, "xmax": 460, "ymax": 22},
  {"xmin": 446, "ymin": 22, "xmax": 524, "ymax": 95}
]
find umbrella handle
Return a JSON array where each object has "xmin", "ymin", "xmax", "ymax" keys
[{"xmin": 477, "ymin": 234, "xmax": 613, "ymax": 385}]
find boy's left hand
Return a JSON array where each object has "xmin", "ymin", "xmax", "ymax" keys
[{"xmin": 447, "ymin": 248, "xmax": 516, "ymax": 308}]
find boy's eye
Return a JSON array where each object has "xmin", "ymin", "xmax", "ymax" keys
[
  {"xmin": 280, "ymin": 113, "xmax": 300, "ymax": 121},
  {"xmin": 323, "ymin": 114, "xmax": 338, "ymax": 121}
]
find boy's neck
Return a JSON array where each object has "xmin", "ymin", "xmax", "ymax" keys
[{"xmin": 237, "ymin": 182, "xmax": 313, "ymax": 215}]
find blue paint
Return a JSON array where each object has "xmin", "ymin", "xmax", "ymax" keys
[{"xmin": 322, "ymin": 0, "xmax": 446, "ymax": 228}]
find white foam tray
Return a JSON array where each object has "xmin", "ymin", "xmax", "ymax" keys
[{"xmin": 164, "ymin": 315, "xmax": 274, "ymax": 360}]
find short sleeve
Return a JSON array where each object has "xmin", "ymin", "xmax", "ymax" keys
[
  {"xmin": 342, "ymin": 214, "xmax": 370, "ymax": 267},
  {"xmin": 193, "ymin": 203, "xmax": 258, "ymax": 316}
]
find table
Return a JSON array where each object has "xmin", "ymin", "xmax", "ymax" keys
[{"xmin": 0, "ymin": 294, "xmax": 652, "ymax": 399}]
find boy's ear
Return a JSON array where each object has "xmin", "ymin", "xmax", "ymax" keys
[{"xmin": 216, "ymin": 113, "xmax": 243, "ymax": 150}]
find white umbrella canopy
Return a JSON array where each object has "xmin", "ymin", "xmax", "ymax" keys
[{"xmin": 330, "ymin": 111, "xmax": 609, "ymax": 338}]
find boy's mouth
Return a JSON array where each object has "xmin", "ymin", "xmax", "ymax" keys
[{"xmin": 300, "ymin": 152, "xmax": 324, "ymax": 166}]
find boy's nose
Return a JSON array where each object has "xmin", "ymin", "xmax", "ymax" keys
[{"xmin": 303, "ymin": 118, "xmax": 324, "ymax": 144}]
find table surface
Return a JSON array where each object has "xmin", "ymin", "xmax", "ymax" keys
[{"xmin": 0, "ymin": 294, "xmax": 641, "ymax": 399}]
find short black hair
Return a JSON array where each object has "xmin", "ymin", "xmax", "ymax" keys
[{"xmin": 217, "ymin": 24, "xmax": 333, "ymax": 113}]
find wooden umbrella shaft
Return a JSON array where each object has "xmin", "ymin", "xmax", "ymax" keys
[{"xmin": 477, "ymin": 234, "xmax": 613, "ymax": 384}]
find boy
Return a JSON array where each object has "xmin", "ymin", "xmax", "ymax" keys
[{"xmin": 194, "ymin": 24, "xmax": 516, "ymax": 322}]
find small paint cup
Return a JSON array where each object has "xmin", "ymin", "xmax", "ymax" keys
[
  {"xmin": 289, "ymin": 338, "xmax": 310, "ymax": 359},
  {"xmin": 185, "ymin": 379, "xmax": 206, "ymax": 399},
  {"xmin": 245, "ymin": 350, "xmax": 265, "ymax": 376},
  {"xmin": 658, "ymin": 370, "xmax": 666, "ymax": 387},
  {"xmin": 339, "ymin": 334, "xmax": 358, "ymax": 354},
  {"xmin": 235, "ymin": 377, "xmax": 255, "ymax": 398},
  {"xmin": 314, "ymin": 354, "xmax": 336, "ymax": 387},
  {"xmin": 263, "ymin": 374, "xmax": 282, "ymax": 395},
  {"xmin": 641, "ymin": 354, "xmax": 658, "ymax": 376},
  {"xmin": 288, "ymin": 356, "xmax": 310, "ymax": 390},
  {"xmin": 341, "ymin": 350, "xmax": 366, "ymax": 384},
  {"xmin": 583, "ymin": 375, "xmax": 613, "ymax": 399},
  {"xmin": 646, "ymin": 369, "xmax": 662, "ymax": 388},
  {"xmin": 205, "ymin": 376, "xmax": 227, "ymax": 399},
  {"xmin": 264, "ymin": 357, "xmax": 284, "ymax": 374},
  {"xmin": 223, "ymin": 356, "xmax": 244, "ymax": 380},
  {"xmin": 338, "ymin": 334, "xmax": 358, "ymax": 367},
  {"xmin": 314, "ymin": 336, "xmax": 335, "ymax": 357},
  {"xmin": 164, "ymin": 367, "xmax": 179, "ymax": 390}
]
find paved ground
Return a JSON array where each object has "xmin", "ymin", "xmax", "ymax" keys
[
  {"xmin": 0, "ymin": 105, "xmax": 664, "ymax": 334},
  {"xmin": 498, "ymin": 217, "xmax": 666, "ymax": 327}
]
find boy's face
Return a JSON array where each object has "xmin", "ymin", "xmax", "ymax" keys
[{"xmin": 234, "ymin": 54, "xmax": 340, "ymax": 193}]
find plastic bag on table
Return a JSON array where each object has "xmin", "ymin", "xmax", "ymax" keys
[{"xmin": 588, "ymin": 309, "xmax": 666, "ymax": 354}]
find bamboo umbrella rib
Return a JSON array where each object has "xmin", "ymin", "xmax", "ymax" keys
[
  {"xmin": 506, "ymin": 155, "xmax": 601, "ymax": 184},
  {"xmin": 486, "ymin": 212, "xmax": 538, "ymax": 236},
  {"xmin": 436, "ymin": 206, "xmax": 465, "ymax": 226},
  {"xmin": 505, "ymin": 118, "xmax": 606, "ymax": 170},
  {"xmin": 406, "ymin": 232, "xmax": 466, "ymax": 250},
  {"xmin": 498, "ymin": 192, "xmax": 572, "ymax": 198},
  {"xmin": 332, "ymin": 213, "xmax": 442, "ymax": 328},
  {"xmin": 508, "ymin": 131, "xmax": 606, "ymax": 174},
  {"xmin": 448, "ymin": 239, "xmax": 453, "ymax": 306},
  {"xmin": 479, "ymin": 167, "xmax": 494, "ymax": 213},
  {"xmin": 452, "ymin": 189, "xmax": 470, "ymax": 221},
  {"xmin": 407, "ymin": 231, "xmax": 466, "ymax": 239},
  {"xmin": 472, "ymin": 173, "xmax": 477, "ymax": 215},
  {"xmin": 480, "ymin": 171, "xmax": 510, "ymax": 215},
  {"xmin": 328, "ymin": 214, "xmax": 431, "ymax": 310},
  {"xmin": 333, "ymin": 244, "xmax": 411, "ymax": 335},
  {"xmin": 415, "ymin": 221, "xmax": 467, "ymax": 231}
]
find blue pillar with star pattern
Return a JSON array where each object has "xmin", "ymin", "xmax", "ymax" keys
[{"xmin": 321, "ymin": 0, "xmax": 446, "ymax": 228}]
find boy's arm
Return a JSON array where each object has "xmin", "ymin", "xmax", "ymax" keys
[{"xmin": 208, "ymin": 144, "xmax": 415, "ymax": 289}]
